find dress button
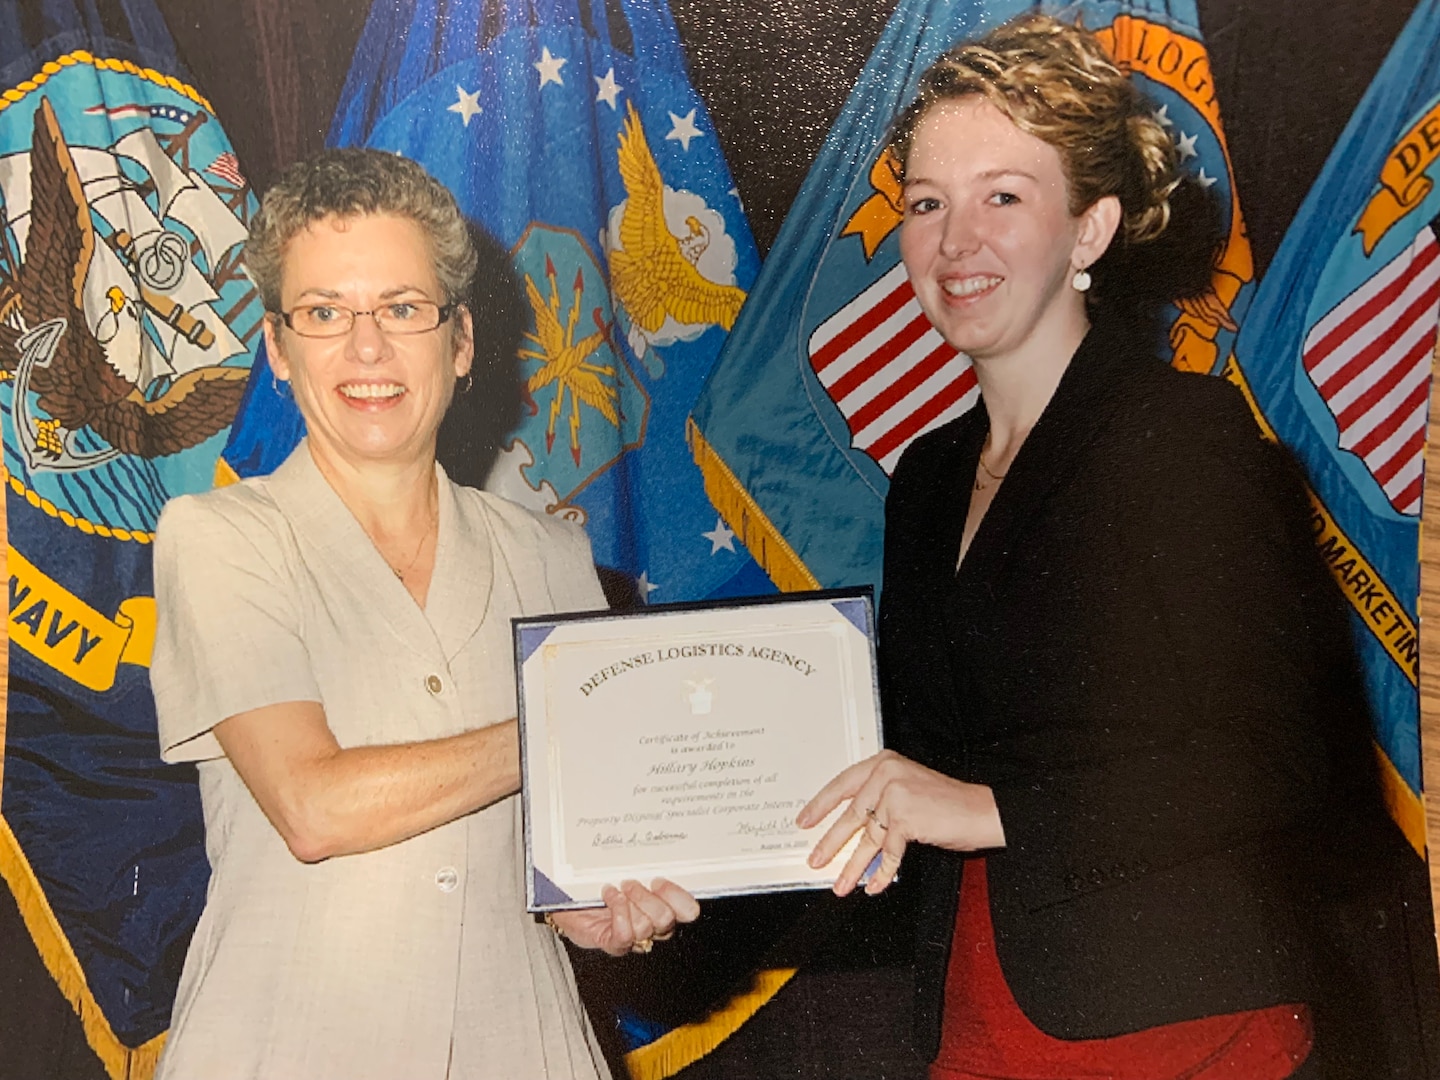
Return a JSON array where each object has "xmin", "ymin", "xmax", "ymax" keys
[
  {"xmin": 425, "ymin": 674, "xmax": 443, "ymax": 695},
  {"xmin": 435, "ymin": 866, "xmax": 459, "ymax": 893}
]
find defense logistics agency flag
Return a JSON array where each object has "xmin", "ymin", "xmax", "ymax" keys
[
  {"xmin": 689, "ymin": 0, "xmax": 1254, "ymax": 595},
  {"xmin": 0, "ymin": 0, "xmax": 260, "ymax": 1075},
  {"xmin": 222, "ymin": 0, "xmax": 769, "ymax": 608},
  {"xmin": 1230, "ymin": 0, "xmax": 1440, "ymax": 853}
]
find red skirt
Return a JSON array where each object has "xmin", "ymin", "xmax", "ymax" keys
[{"xmin": 930, "ymin": 859, "xmax": 1313, "ymax": 1080}]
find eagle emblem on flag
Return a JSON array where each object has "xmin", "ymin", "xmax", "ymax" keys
[
  {"xmin": 606, "ymin": 101, "xmax": 747, "ymax": 364},
  {"xmin": 0, "ymin": 44, "xmax": 259, "ymax": 1080},
  {"xmin": 0, "ymin": 99, "xmax": 249, "ymax": 473}
]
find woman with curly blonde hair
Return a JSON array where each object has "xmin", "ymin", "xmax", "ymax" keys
[{"xmin": 801, "ymin": 13, "xmax": 1435, "ymax": 1078}]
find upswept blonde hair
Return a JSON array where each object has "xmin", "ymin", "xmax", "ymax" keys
[{"xmin": 888, "ymin": 12, "xmax": 1180, "ymax": 246}]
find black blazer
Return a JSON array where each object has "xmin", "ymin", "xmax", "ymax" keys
[{"xmin": 880, "ymin": 317, "xmax": 1439, "ymax": 1072}]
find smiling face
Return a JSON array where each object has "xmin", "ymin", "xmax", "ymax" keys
[
  {"xmin": 263, "ymin": 212, "xmax": 473, "ymax": 473},
  {"xmin": 898, "ymin": 97, "xmax": 1117, "ymax": 366}
]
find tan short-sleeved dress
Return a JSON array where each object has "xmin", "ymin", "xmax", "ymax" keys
[{"xmin": 150, "ymin": 444, "xmax": 611, "ymax": 1080}]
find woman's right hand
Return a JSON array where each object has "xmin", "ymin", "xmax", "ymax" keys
[
  {"xmin": 796, "ymin": 749, "xmax": 1005, "ymax": 897},
  {"xmin": 549, "ymin": 878, "xmax": 700, "ymax": 957}
]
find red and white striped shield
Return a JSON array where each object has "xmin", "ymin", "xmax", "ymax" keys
[
  {"xmin": 808, "ymin": 261, "xmax": 979, "ymax": 475},
  {"xmin": 1301, "ymin": 226, "xmax": 1440, "ymax": 516}
]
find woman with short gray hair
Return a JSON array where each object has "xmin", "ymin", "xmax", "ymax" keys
[{"xmin": 151, "ymin": 148, "xmax": 697, "ymax": 1079}]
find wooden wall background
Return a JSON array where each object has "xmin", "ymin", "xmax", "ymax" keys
[{"xmin": 1421, "ymin": 376, "xmax": 1440, "ymax": 928}]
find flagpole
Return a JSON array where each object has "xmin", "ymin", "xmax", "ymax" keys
[{"xmin": 1419, "ymin": 334, "xmax": 1440, "ymax": 966}]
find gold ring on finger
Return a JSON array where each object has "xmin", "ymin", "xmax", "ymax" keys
[
  {"xmin": 631, "ymin": 937, "xmax": 655, "ymax": 954},
  {"xmin": 866, "ymin": 806, "xmax": 889, "ymax": 830}
]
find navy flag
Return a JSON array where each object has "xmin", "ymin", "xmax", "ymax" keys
[
  {"xmin": 221, "ymin": 0, "xmax": 770, "ymax": 608},
  {"xmin": 688, "ymin": 0, "xmax": 1253, "ymax": 596},
  {"xmin": 1229, "ymin": 0, "xmax": 1440, "ymax": 855},
  {"xmin": 0, "ymin": 1, "xmax": 261, "ymax": 1076}
]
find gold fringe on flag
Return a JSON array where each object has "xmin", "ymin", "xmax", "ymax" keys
[
  {"xmin": 686, "ymin": 418, "xmax": 820, "ymax": 593},
  {"xmin": 0, "ymin": 403, "xmax": 247, "ymax": 1080},
  {"xmin": 0, "ymin": 816, "xmax": 166, "ymax": 1079},
  {"xmin": 623, "ymin": 967, "xmax": 797, "ymax": 1080}
]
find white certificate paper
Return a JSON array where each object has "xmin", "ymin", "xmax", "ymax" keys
[{"xmin": 515, "ymin": 590, "xmax": 882, "ymax": 911}]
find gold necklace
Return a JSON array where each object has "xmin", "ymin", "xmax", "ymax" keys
[
  {"xmin": 387, "ymin": 503, "xmax": 438, "ymax": 581},
  {"xmin": 973, "ymin": 437, "xmax": 1008, "ymax": 492}
]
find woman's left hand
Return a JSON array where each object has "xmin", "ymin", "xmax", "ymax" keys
[
  {"xmin": 797, "ymin": 749, "xmax": 1005, "ymax": 897},
  {"xmin": 549, "ymin": 878, "xmax": 700, "ymax": 957}
]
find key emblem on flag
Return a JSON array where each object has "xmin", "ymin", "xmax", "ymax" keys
[{"xmin": 1301, "ymin": 223, "xmax": 1440, "ymax": 516}]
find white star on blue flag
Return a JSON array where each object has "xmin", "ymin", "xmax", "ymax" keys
[
  {"xmin": 666, "ymin": 108, "xmax": 703, "ymax": 151},
  {"xmin": 448, "ymin": 85, "xmax": 482, "ymax": 126},
  {"xmin": 702, "ymin": 517, "xmax": 736, "ymax": 554},
  {"xmin": 535, "ymin": 46, "xmax": 567, "ymax": 88}
]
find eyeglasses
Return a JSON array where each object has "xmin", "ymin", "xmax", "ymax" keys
[{"xmin": 273, "ymin": 300, "xmax": 456, "ymax": 338}]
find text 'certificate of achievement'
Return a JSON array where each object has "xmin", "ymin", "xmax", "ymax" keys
[{"xmin": 515, "ymin": 589, "xmax": 883, "ymax": 911}]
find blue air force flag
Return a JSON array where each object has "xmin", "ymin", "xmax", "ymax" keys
[
  {"xmin": 1229, "ymin": 0, "xmax": 1440, "ymax": 849},
  {"xmin": 0, "ymin": 1, "xmax": 261, "ymax": 1073},
  {"xmin": 688, "ymin": 0, "xmax": 1253, "ymax": 595},
  {"xmin": 222, "ymin": 0, "xmax": 767, "ymax": 606}
]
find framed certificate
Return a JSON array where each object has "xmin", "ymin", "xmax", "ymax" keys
[{"xmin": 514, "ymin": 588, "xmax": 883, "ymax": 911}]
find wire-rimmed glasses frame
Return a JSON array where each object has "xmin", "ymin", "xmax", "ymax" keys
[{"xmin": 272, "ymin": 300, "xmax": 457, "ymax": 339}]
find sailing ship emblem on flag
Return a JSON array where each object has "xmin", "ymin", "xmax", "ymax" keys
[
  {"xmin": 0, "ymin": 45, "xmax": 258, "ymax": 1077},
  {"xmin": 1301, "ymin": 223, "xmax": 1439, "ymax": 516},
  {"xmin": 0, "ymin": 95, "xmax": 257, "ymax": 531},
  {"xmin": 807, "ymin": 261, "xmax": 976, "ymax": 474}
]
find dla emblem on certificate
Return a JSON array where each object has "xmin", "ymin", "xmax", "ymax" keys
[{"xmin": 514, "ymin": 589, "xmax": 882, "ymax": 910}]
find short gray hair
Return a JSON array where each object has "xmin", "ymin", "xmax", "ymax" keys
[{"xmin": 245, "ymin": 149, "xmax": 478, "ymax": 313}]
